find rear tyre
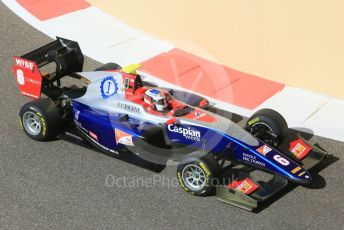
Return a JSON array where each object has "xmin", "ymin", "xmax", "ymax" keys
[
  {"xmin": 177, "ymin": 153, "xmax": 221, "ymax": 196},
  {"xmin": 19, "ymin": 99, "xmax": 62, "ymax": 141},
  {"xmin": 245, "ymin": 108, "xmax": 288, "ymax": 147},
  {"xmin": 94, "ymin": 63, "xmax": 122, "ymax": 71}
]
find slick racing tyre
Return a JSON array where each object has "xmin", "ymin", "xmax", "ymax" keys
[
  {"xmin": 246, "ymin": 108, "xmax": 288, "ymax": 147},
  {"xmin": 94, "ymin": 63, "xmax": 122, "ymax": 71},
  {"xmin": 19, "ymin": 98, "xmax": 62, "ymax": 141},
  {"xmin": 177, "ymin": 153, "xmax": 221, "ymax": 196}
]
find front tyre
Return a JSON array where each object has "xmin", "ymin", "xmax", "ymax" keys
[
  {"xmin": 246, "ymin": 108, "xmax": 288, "ymax": 147},
  {"xmin": 177, "ymin": 154, "xmax": 221, "ymax": 196},
  {"xmin": 19, "ymin": 99, "xmax": 62, "ymax": 141}
]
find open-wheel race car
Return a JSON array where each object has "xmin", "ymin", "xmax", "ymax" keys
[{"xmin": 13, "ymin": 37, "xmax": 328, "ymax": 211}]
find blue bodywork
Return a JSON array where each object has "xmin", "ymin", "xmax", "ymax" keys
[{"xmin": 72, "ymin": 100, "xmax": 312, "ymax": 185}]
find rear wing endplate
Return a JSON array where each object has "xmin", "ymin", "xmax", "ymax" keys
[{"xmin": 12, "ymin": 37, "xmax": 84, "ymax": 99}]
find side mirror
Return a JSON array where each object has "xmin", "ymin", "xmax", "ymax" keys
[{"xmin": 166, "ymin": 117, "xmax": 178, "ymax": 125}]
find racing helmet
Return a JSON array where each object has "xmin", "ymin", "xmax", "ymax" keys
[{"xmin": 144, "ymin": 89, "xmax": 168, "ymax": 112}]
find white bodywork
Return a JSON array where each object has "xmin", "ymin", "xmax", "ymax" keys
[{"xmin": 75, "ymin": 71, "xmax": 259, "ymax": 146}]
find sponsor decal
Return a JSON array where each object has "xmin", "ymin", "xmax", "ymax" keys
[
  {"xmin": 17, "ymin": 69, "xmax": 25, "ymax": 85},
  {"xmin": 199, "ymin": 162, "xmax": 211, "ymax": 176},
  {"xmin": 78, "ymin": 126, "xmax": 119, "ymax": 155},
  {"xmin": 242, "ymin": 153, "xmax": 265, "ymax": 167},
  {"xmin": 256, "ymin": 145, "xmax": 272, "ymax": 156},
  {"xmin": 298, "ymin": 171, "xmax": 306, "ymax": 177},
  {"xmin": 177, "ymin": 172, "xmax": 189, "ymax": 192},
  {"xmin": 115, "ymin": 128, "xmax": 134, "ymax": 146},
  {"xmin": 167, "ymin": 125, "xmax": 201, "ymax": 142},
  {"xmin": 100, "ymin": 76, "xmax": 118, "ymax": 99},
  {"xmin": 291, "ymin": 166, "xmax": 301, "ymax": 174},
  {"xmin": 21, "ymin": 91, "xmax": 41, "ymax": 98},
  {"xmin": 23, "ymin": 76, "xmax": 40, "ymax": 85},
  {"xmin": 89, "ymin": 131, "xmax": 98, "ymax": 141},
  {"xmin": 248, "ymin": 117, "xmax": 259, "ymax": 126},
  {"xmin": 12, "ymin": 57, "xmax": 42, "ymax": 99},
  {"xmin": 14, "ymin": 57, "xmax": 34, "ymax": 70},
  {"xmin": 117, "ymin": 102, "xmax": 140, "ymax": 113},
  {"xmin": 273, "ymin": 154, "xmax": 290, "ymax": 166},
  {"xmin": 228, "ymin": 178, "xmax": 259, "ymax": 195},
  {"xmin": 289, "ymin": 139, "xmax": 311, "ymax": 160},
  {"xmin": 36, "ymin": 112, "xmax": 46, "ymax": 136}
]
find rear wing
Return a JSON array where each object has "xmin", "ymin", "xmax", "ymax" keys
[{"xmin": 12, "ymin": 37, "xmax": 84, "ymax": 99}]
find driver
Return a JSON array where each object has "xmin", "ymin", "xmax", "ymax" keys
[{"xmin": 144, "ymin": 89, "xmax": 170, "ymax": 112}]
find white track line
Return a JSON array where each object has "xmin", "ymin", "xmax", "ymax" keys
[
  {"xmin": 2, "ymin": 1, "xmax": 173, "ymax": 64},
  {"xmin": 2, "ymin": 0, "xmax": 344, "ymax": 142}
]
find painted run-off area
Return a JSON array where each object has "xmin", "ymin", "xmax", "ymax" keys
[{"xmin": 89, "ymin": 0, "xmax": 344, "ymax": 99}]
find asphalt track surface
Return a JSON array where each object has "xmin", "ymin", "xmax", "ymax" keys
[{"xmin": 0, "ymin": 2, "xmax": 343, "ymax": 229}]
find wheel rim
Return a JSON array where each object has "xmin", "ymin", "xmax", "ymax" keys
[
  {"xmin": 250, "ymin": 122, "xmax": 279, "ymax": 146},
  {"xmin": 181, "ymin": 164, "xmax": 206, "ymax": 191},
  {"xmin": 23, "ymin": 111, "xmax": 41, "ymax": 136}
]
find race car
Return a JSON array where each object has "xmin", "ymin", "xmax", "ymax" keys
[{"xmin": 13, "ymin": 37, "xmax": 328, "ymax": 211}]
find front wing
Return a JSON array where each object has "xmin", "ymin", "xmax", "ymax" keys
[{"xmin": 216, "ymin": 136, "xmax": 329, "ymax": 211}]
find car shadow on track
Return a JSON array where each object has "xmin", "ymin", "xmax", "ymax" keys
[
  {"xmin": 253, "ymin": 127, "xmax": 339, "ymax": 213},
  {"xmin": 253, "ymin": 153, "xmax": 338, "ymax": 213}
]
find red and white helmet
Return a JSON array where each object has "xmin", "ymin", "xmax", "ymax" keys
[{"xmin": 144, "ymin": 89, "xmax": 168, "ymax": 112}]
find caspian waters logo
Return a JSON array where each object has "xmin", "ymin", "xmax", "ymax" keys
[{"xmin": 168, "ymin": 125, "xmax": 201, "ymax": 142}]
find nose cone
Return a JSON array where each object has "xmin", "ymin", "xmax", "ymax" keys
[{"xmin": 291, "ymin": 167, "xmax": 312, "ymax": 184}]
